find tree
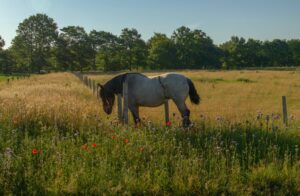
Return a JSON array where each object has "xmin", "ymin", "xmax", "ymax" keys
[
  {"xmin": 58, "ymin": 26, "xmax": 93, "ymax": 71},
  {"xmin": 172, "ymin": 26, "xmax": 221, "ymax": 69},
  {"xmin": 287, "ymin": 40, "xmax": 300, "ymax": 66},
  {"xmin": 262, "ymin": 39, "xmax": 291, "ymax": 67},
  {"xmin": 89, "ymin": 30, "xmax": 121, "ymax": 70},
  {"xmin": 0, "ymin": 35, "xmax": 4, "ymax": 50},
  {"xmin": 0, "ymin": 36, "xmax": 6, "ymax": 73},
  {"xmin": 119, "ymin": 28, "xmax": 147, "ymax": 70},
  {"xmin": 147, "ymin": 33, "xmax": 177, "ymax": 69},
  {"xmin": 243, "ymin": 39, "xmax": 264, "ymax": 67},
  {"xmin": 11, "ymin": 14, "xmax": 58, "ymax": 72},
  {"xmin": 220, "ymin": 36, "xmax": 247, "ymax": 69}
]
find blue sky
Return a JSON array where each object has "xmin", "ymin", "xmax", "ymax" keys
[{"xmin": 1, "ymin": 0, "xmax": 300, "ymax": 48}]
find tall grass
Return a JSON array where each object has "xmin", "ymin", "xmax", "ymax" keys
[{"xmin": 0, "ymin": 72, "xmax": 300, "ymax": 194}]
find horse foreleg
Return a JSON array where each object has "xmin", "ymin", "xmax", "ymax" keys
[{"xmin": 129, "ymin": 105, "xmax": 141, "ymax": 127}]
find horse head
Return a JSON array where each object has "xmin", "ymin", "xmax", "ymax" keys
[{"xmin": 98, "ymin": 83, "xmax": 115, "ymax": 115}]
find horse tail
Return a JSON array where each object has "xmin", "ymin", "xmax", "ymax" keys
[{"xmin": 187, "ymin": 78, "xmax": 200, "ymax": 104}]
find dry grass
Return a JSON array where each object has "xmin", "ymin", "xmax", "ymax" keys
[
  {"xmin": 89, "ymin": 70, "xmax": 300, "ymax": 127},
  {"xmin": 0, "ymin": 73, "xmax": 111, "ymax": 131}
]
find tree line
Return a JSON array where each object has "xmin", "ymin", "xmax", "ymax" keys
[{"xmin": 1, "ymin": 14, "xmax": 300, "ymax": 74}]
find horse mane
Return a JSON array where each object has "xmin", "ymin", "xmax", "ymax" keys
[{"xmin": 104, "ymin": 73, "xmax": 147, "ymax": 94}]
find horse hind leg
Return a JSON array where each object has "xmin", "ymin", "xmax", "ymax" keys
[{"xmin": 173, "ymin": 99, "xmax": 191, "ymax": 127}]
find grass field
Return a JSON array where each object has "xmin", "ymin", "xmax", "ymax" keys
[
  {"xmin": 0, "ymin": 71, "xmax": 300, "ymax": 194},
  {"xmin": 0, "ymin": 76, "xmax": 8, "ymax": 83}
]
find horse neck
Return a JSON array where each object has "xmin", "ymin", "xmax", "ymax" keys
[{"xmin": 104, "ymin": 74, "xmax": 125, "ymax": 94}]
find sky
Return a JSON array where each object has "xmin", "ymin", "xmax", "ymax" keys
[{"xmin": 1, "ymin": 0, "xmax": 300, "ymax": 48}]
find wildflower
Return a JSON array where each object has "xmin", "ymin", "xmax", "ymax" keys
[
  {"xmin": 92, "ymin": 143, "xmax": 97, "ymax": 147},
  {"xmin": 166, "ymin": 121, "xmax": 172, "ymax": 127},
  {"xmin": 216, "ymin": 116, "xmax": 222, "ymax": 121},
  {"xmin": 290, "ymin": 115, "xmax": 295, "ymax": 121},
  {"xmin": 111, "ymin": 135, "xmax": 116, "ymax": 139},
  {"xmin": 82, "ymin": 145, "xmax": 89, "ymax": 150},
  {"xmin": 256, "ymin": 111, "xmax": 263, "ymax": 120},
  {"xmin": 12, "ymin": 116, "xmax": 18, "ymax": 125},
  {"xmin": 5, "ymin": 147, "xmax": 14, "ymax": 157},
  {"xmin": 124, "ymin": 138, "xmax": 129, "ymax": 143},
  {"xmin": 32, "ymin": 148, "xmax": 38, "ymax": 155}
]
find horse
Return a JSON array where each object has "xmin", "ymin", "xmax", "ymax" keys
[{"xmin": 97, "ymin": 72, "xmax": 200, "ymax": 127}]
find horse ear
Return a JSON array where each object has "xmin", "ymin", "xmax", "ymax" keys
[{"xmin": 97, "ymin": 83, "xmax": 104, "ymax": 89}]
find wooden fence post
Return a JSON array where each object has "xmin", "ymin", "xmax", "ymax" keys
[
  {"xmin": 85, "ymin": 76, "xmax": 88, "ymax": 86},
  {"xmin": 164, "ymin": 99, "xmax": 170, "ymax": 124},
  {"xmin": 93, "ymin": 80, "xmax": 96, "ymax": 95},
  {"xmin": 117, "ymin": 94, "xmax": 123, "ymax": 123},
  {"xmin": 88, "ymin": 78, "xmax": 92, "ymax": 89},
  {"xmin": 123, "ymin": 78, "xmax": 128, "ymax": 124},
  {"xmin": 282, "ymin": 96, "xmax": 288, "ymax": 127}
]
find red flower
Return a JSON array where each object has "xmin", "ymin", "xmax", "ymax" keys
[
  {"xmin": 166, "ymin": 121, "xmax": 172, "ymax": 127},
  {"xmin": 92, "ymin": 143, "xmax": 97, "ymax": 147},
  {"xmin": 124, "ymin": 138, "xmax": 129, "ymax": 143},
  {"xmin": 32, "ymin": 148, "xmax": 38, "ymax": 155},
  {"xmin": 82, "ymin": 145, "xmax": 89, "ymax": 150},
  {"xmin": 139, "ymin": 147, "xmax": 144, "ymax": 152},
  {"xmin": 111, "ymin": 135, "xmax": 116, "ymax": 139}
]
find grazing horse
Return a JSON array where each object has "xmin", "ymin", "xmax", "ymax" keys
[{"xmin": 98, "ymin": 73, "xmax": 200, "ymax": 127}]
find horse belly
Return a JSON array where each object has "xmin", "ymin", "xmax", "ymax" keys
[{"xmin": 134, "ymin": 88, "xmax": 164, "ymax": 107}]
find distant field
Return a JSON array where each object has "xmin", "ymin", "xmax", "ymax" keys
[
  {"xmin": 0, "ymin": 72, "xmax": 300, "ymax": 194},
  {"xmin": 0, "ymin": 76, "xmax": 8, "ymax": 82},
  {"xmin": 89, "ymin": 70, "xmax": 300, "ymax": 128}
]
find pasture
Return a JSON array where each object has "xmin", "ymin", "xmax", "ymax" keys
[
  {"xmin": 89, "ymin": 70, "xmax": 300, "ymax": 128},
  {"xmin": 0, "ymin": 76, "xmax": 8, "ymax": 83},
  {"xmin": 0, "ymin": 71, "xmax": 300, "ymax": 194}
]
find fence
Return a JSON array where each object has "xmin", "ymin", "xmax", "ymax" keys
[{"xmin": 5, "ymin": 74, "xmax": 31, "ymax": 84}]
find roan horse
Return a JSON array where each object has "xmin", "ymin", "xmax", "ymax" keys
[{"xmin": 98, "ymin": 73, "xmax": 200, "ymax": 127}]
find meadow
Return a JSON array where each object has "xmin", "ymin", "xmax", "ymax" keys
[
  {"xmin": 89, "ymin": 70, "xmax": 300, "ymax": 128},
  {"xmin": 0, "ymin": 71, "xmax": 300, "ymax": 195}
]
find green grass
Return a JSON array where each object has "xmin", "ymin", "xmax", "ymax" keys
[
  {"xmin": 0, "ymin": 76, "xmax": 8, "ymax": 82},
  {"xmin": 0, "ymin": 121, "xmax": 300, "ymax": 195}
]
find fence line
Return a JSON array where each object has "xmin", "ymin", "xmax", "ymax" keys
[{"xmin": 72, "ymin": 72, "xmax": 291, "ymax": 127}]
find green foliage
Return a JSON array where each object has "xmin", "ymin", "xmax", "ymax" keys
[
  {"xmin": 119, "ymin": 28, "xmax": 148, "ymax": 71},
  {"xmin": 0, "ymin": 36, "xmax": 4, "ymax": 50},
  {"xmin": 147, "ymin": 33, "xmax": 178, "ymax": 69},
  {"xmin": 10, "ymin": 14, "xmax": 58, "ymax": 73},
  {"xmin": 89, "ymin": 30, "xmax": 122, "ymax": 71},
  {"xmin": 58, "ymin": 26, "xmax": 94, "ymax": 71},
  {"xmin": 172, "ymin": 26, "xmax": 222, "ymax": 69},
  {"xmin": 288, "ymin": 40, "xmax": 300, "ymax": 66}
]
